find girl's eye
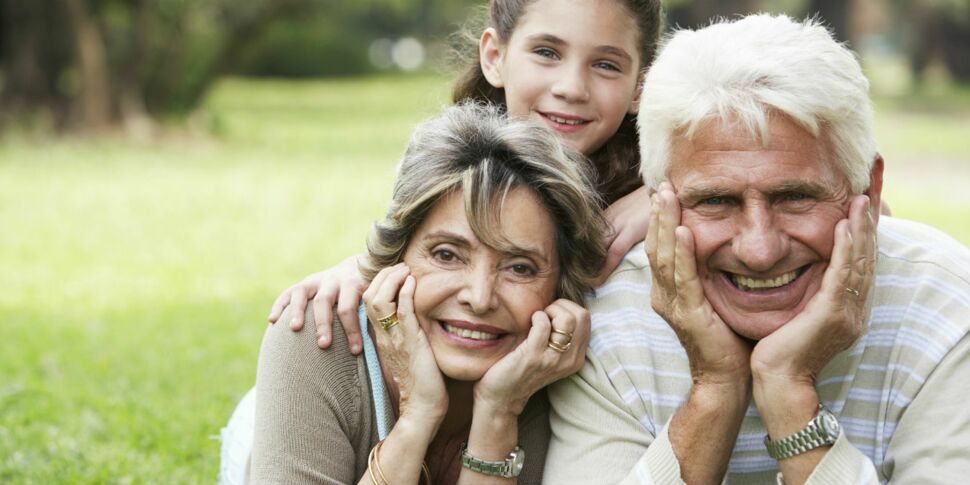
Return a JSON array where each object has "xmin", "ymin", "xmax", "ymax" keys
[
  {"xmin": 533, "ymin": 47, "xmax": 559, "ymax": 60},
  {"xmin": 594, "ymin": 61, "xmax": 621, "ymax": 72}
]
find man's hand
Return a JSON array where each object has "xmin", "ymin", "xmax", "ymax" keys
[
  {"xmin": 750, "ymin": 195, "xmax": 876, "ymax": 485},
  {"xmin": 646, "ymin": 182, "xmax": 752, "ymax": 384},
  {"xmin": 645, "ymin": 182, "xmax": 753, "ymax": 484}
]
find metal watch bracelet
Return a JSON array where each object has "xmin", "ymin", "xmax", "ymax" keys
[
  {"xmin": 459, "ymin": 442, "xmax": 526, "ymax": 478},
  {"xmin": 764, "ymin": 405, "xmax": 841, "ymax": 460}
]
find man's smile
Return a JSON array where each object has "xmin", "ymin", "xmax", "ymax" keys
[{"xmin": 727, "ymin": 266, "xmax": 809, "ymax": 292}]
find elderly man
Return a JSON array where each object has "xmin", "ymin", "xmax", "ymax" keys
[{"xmin": 543, "ymin": 14, "xmax": 970, "ymax": 485}]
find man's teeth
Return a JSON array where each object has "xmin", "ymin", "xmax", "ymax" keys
[
  {"xmin": 443, "ymin": 323, "xmax": 499, "ymax": 341},
  {"xmin": 547, "ymin": 114, "xmax": 584, "ymax": 125},
  {"xmin": 731, "ymin": 270, "xmax": 799, "ymax": 291}
]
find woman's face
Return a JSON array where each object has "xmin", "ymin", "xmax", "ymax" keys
[{"xmin": 402, "ymin": 188, "xmax": 559, "ymax": 381}]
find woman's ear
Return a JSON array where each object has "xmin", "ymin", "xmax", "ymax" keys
[{"xmin": 480, "ymin": 28, "xmax": 505, "ymax": 88}]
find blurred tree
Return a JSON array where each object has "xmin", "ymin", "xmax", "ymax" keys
[
  {"xmin": 896, "ymin": 0, "xmax": 970, "ymax": 84},
  {"xmin": 806, "ymin": 0, "xmax": 848, "ymax": 42},
  {"xmin": 0, "ymin": 0, "xmax": 477, "ymax": 134}
]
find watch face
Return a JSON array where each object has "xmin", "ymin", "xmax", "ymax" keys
[
  {"xmin": 511, "ymin": 448, "xmax": 526, "ymax": 475},
  {"xmin": 822, "ymin": 412, "xmax": 841, "ymax": 438}
]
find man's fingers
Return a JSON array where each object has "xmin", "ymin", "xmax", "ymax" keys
[
  {"xmin": 673, "ymin": 226, "xmax": 706, "ymax": 309},
  {"xmin": 655, "ymin": 185, "xmax": 680, "ymax": 283}
]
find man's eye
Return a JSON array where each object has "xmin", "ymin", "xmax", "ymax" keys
[
  {"xmin": 786, "ymin": 192, "xmax": 810, "ymax": 201},
  {"xmin": 702, "ymin": 196, "xmax": 725, "ymax": 205}
]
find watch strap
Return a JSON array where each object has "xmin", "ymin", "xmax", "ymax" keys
[
  {"xmin": 764, "ymin": 405, "xmax": 840, "ymax": 460},
  {"xmin": 459, "ymin": 442, "xmax": 525, "ymax": 478}
]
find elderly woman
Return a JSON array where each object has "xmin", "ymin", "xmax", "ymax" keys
[{"xmin": 247, "ymin": 103, "xmax": 608, "ymax": 484}]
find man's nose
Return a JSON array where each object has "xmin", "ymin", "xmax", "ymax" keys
[
  {"xmin": 732, "ymin": 205, "xmax": 789, "ymax": 272},
  {"xmin": 456, "ymin": 264, "xmax": 499, "ymax": 314},
  {"xmin": 550, "ymin": 63, "xmax": 591, "ymax": 103}
]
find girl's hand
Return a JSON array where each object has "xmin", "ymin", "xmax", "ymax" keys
[
  {"xmin": 364, "ymin": 264, "xmax": 448, "ymax": 427},
  {"xmin": 598, "ymin": 185, "xmax": 652, "ymax": 286},
  {"xmin": 473, "ymin": 299, "xmax": 590, "ymax": 417},
  {"xmin": 267, "ymin": 254, "xmax": 368, "ymax": 353}
]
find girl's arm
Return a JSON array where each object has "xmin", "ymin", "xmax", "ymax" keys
[
  {"xmin": 598, "ymin": 186, "xmax": 652, "ymax": 285},
  {"xmin": 267, "ymin": 253, "xmax": 368, "ymax": 353}
]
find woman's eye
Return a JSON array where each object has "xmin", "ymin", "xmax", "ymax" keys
[
  {"xmin": 432, "ymin": 249, "xmax": 457, "ymax": 263},
  {"xmin": 510, "ymin": 263, "xmax": 537, "ymax": 277}
]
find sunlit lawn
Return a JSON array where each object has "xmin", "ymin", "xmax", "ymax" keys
[{"xmin": 1, "ymin": 73, "xmax": 968, "ymax": 483}]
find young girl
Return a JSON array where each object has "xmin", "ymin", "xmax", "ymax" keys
[{"xmin": 268, "ymin": 0, "xmax": 663, "ymax": 355}]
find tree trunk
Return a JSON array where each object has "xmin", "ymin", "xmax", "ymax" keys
[
  {"xmin": 62, "ymin": 0, "xmax": 113, "ymax": 132},
  {"xmin": 807, "ymin": 0, "xmax": 850, "ymax": 44}
]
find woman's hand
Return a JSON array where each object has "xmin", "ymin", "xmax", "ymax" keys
[
  {"xmin": 597, "ymin": 185, "xmax": 652, "ymax": 286},
  {"xmin": 473, "ymin": 299, "xmax": 590, "ymax": 417},
  {"xmin": 364, "ymin": 263, "xmax": 449, "ymax": 428},
  {"xmin": 267, "ymin": 253, "xmax": 368, "ymax": 353}
]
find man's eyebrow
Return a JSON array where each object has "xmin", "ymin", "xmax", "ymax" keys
[
  {"xmin": 767, "ymin": 180, "xmax": 830, "ymax": 197},
  {"xmin": 525, "ymin": 33, "xmax": 634, "ymax": 63},
  {"xmin": 677, "ymin": 185, "xmax": 735, "ymax": 204}
]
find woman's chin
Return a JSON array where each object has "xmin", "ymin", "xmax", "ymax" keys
[{"xmin": 433, "ymin": 353, "xmax": 497, "ymax": 382}]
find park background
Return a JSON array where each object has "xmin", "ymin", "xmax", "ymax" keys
[{"xmin": 1, "ymin": 0, "xmax": 968, "ymax": 482}]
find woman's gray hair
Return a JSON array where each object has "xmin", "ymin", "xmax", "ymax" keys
[
  {"xmin": 360, "ymin": 102, "xmax": 609, "ymax": 303},
  {"xmin": 638, "ymin": 14, "xmax": 878, "ymax": 193}
]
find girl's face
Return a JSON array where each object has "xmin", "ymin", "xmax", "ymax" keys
[{"xmin": 481, "ymin": 0, "xmax": 642, "ymax": 156}]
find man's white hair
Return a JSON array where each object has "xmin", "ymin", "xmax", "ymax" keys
[{"xmin": 638, "ymin": 14, "xmax": 877, "ymax": 193}]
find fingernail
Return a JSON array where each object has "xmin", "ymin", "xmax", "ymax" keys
[
  {"xmin": 351, "ymin": 343, "xmax": 361, "ymax": 354},
  {"xmin": 289, "ymin": 317, "xmax": 300, "ymax": 328}
]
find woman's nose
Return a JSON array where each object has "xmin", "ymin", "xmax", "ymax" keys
[{"xmin": 456, "ymin": 265, "xmax": 499, "ymax": 314}]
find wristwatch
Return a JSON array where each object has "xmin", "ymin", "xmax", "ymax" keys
[
  {"xmin": 459, "ymin": 442, "xmax": 525, "ymax": 478},
  {"xmin": 764, "ymin": 405, "xmax": 841, "ymax": 460}
]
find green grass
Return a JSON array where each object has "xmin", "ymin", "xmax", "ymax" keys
[{"xmin": 1, "ymin": 74, "xmax": 968, "ymax": 483}]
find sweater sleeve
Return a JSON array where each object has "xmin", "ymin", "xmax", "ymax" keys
[
  {"xmin": 544, "ymin": 350, "xmax": 681, "ymax": 485},
  {"xmin": 249, "ymin": 306, "xmax": 365, "ymax": 485}
]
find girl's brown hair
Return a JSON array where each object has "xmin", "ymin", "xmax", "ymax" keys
[{"xmin": 451, "ymin": 0, "xmax": 663, "ymax": 204}]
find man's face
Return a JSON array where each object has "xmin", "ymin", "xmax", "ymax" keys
[{"xmin": 669, "ymin": 115, "xmax": 854, "ymax": 340}]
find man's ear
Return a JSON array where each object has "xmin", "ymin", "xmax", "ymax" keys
[
  {"xmin": 865, "ymin": 153, "xmax": 885, "ymax": 225},
  {"xmin": 480, "ymin": 28, "xmax": 505, "ymax": 88}
]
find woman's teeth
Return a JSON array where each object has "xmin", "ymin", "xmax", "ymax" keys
[
  {"xmin": 731, "ymin": 270, "xmax": 799, "ymax": 291},
  {"xmin": 443, "ymin": 323, "xmax": 499, "ymax": 341}
]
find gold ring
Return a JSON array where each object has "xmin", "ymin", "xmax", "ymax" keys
[
  {"xmin": 551, "ymin": 328, "xmax": 574, "ymax": 341},
  {"xmin": 547, "ymin": 340, "xmax": 571, "ymax": 353},
  {"xmin": 845, "ymin": 287, "xmax": 861, "ymax": 297},
  {"xmin": 377, "ymin": 312, "xmax": 399, "ymax": 331}
]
